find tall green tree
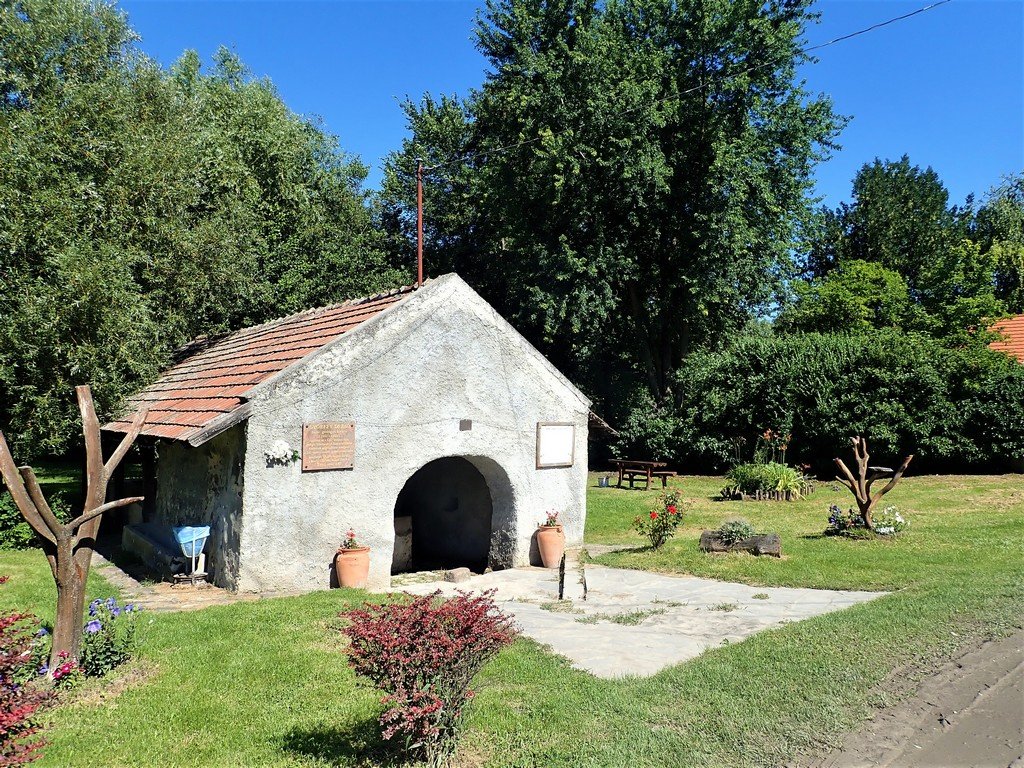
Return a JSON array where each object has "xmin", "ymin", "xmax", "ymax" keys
[
  {"xmin": 975, "ymin": 173, "xmax": 1024, "ymax": 312},
  {"xmin": 798, "ymin": 156, "xmax": 1003, "ymax": 339},
  {"xmin": 380, "ymin": 0, "xmax": 843, "ymax": 403},
  {"xmin": 0, "ymin": 0, "xmax": 400, "ymax": 457}
]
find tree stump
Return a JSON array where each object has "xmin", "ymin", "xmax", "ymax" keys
[{"xmin": 834, "ymin": 436, "xmax": 913, "ymax": 529}]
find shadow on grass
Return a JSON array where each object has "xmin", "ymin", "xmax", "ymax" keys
[{"xmin": 280, "ymin": 718, "xmax": 406, "ymax": 767}]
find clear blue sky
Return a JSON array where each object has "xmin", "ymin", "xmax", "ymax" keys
[{"xmin": 120, "ymin": 0, "xmax": 1022, "ymax": 208}]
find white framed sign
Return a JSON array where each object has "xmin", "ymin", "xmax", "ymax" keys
[{"xmin": 536, "ymin": 422, "xmax": 575, "ymax": 469}]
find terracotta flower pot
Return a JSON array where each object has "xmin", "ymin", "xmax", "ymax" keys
[
  {"xmin": 335, "ymin": 547, "xmax": 370, "ymax": 588},
  {"xmin": 536, "ymin": 525, "xmax": 565, "ymax": 569}
]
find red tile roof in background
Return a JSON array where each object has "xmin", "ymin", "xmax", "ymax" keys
[
  {"xmin": 989, "ymin": 314, "xmax": 1024, "ymax": 363},
  {"xmin": 103, "ymin": 285, "xmax": 417, "ymax": 443}
]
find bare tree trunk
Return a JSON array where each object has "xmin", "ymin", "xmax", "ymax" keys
[
  {"xmin": 0, "ymin": 385, "xmax": 147, "ymax": 669},
  {"xmin": 834, "ymin": 436, "xmax": 914, "ymax": 529}
]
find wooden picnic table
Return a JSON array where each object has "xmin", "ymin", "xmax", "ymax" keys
[{"xmin": 610, "ymin": 459, "xmax": 675, "ymax": 491}]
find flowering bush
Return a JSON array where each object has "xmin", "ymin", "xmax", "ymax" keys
[
  {"xmin": 79, "ymin": 598, "xmax": 139, "ymax": 677},
  {"xmin": 340, "ymin": 590, "xmax": 517, "ymax": 767},
  {"xmin": 826, "ymin": 504, "xmax": 861, "ymax": 535},
  {"xmin": 633, "ymin": 490, "xmax": 684, "ymax": 549},
  {"xmin": 541, "ymin": 510, "xmax": 560, "ymax": 527},
  {"xmin": 339, "ymin": 529, "xmax": 362, "ymax": 550},
  {"xmin": 1, "ymin": 578, "xmax": 51, "ymax": 766},
  {"xmin": 31, "ymin": 598, "xmax": 140, "ymax": 682}
]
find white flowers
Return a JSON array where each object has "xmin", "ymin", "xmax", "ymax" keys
[
  {"xmin": 874, "ymin": 506, "xmax": 908, "ymax": 536},
  {"xmin": 264, "ymin": 439, "xmax": 299, "ymax": 466}
]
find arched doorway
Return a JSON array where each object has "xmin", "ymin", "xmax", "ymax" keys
[{"xmin": 392, "ymin": 456, "xmax": 494, "ymax": 573}]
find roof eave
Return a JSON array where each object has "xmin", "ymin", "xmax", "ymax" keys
[{"xmin": 185, "ymin": 402, "xmax": 253, "ymax": 447}]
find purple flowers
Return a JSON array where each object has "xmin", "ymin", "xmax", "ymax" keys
[{"xmin": 85, "ymin": 619, "xmax": 102, "ymax": 634}]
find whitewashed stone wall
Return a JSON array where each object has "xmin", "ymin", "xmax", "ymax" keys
[{"xmin": 233, "ymin": 274, "xmax": 591, "ymax": 592}]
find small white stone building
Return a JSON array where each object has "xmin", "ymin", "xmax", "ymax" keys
[{"xmin": 104, "ymin": 274, "xmax": 590, "ymax": 592}]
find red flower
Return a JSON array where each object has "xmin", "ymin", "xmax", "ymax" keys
[
  {"xmin": 667, "ymin": 505, "xmax": 677, "ymax": 515},
  {"xmin": 649, "ymin": 511, "xmax": 658, "ymax": 520}
]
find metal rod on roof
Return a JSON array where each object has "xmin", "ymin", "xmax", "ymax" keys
[{"xmin": 416, "ymin": 160, "xmax": 424, "ymax": 287}]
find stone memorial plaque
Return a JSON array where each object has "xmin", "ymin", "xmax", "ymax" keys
[{"xmin": 301, "ymin": 422, "xmax": 355, "ymax": 471}]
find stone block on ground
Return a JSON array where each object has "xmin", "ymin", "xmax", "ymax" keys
[
  {"xmin": 444, "ymin": 567, "xmax": 473, "ymax": 583},
  {"xmin": 699, "ymin": 531, "xmax": 782, "ymax": 557}
]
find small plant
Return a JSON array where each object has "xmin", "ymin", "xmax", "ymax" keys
[
  {"xmin": 872, "ymin": 505, "xmax": 908, "ymax": 536},
  {"xmin": 340, "ymin": 590, "xmax": 517, "ymax": 767},
  {"xmin": 632, "ymin": 490, "xmax": 684, "ymax": 549},
  {"xmin": 754, "ymin": 429, "xmax": 791, "ymax": 465},
  {"xmin": 539, "ymin": 601, "xmax": 581, "ymax": 614},
  {"xmin": 541, "ymin": 510, "xmax": 560, "ymax": 527},
  {"xmin": 709, "ymin": 602, "xmax": 739, "ymax": 612},
  {"xmin": 752, "ymin": 593, "xmax": 770, "ymax": 600},
  {"xmin": 825, "ymin": 504, "xmax": 864, "ymax": 536},
  {"xmin": 339, "ymin": 529, "xmax": 362, "ymax": 550},
  {"xmin": 717, "ymin": 518, "xmax": 756, "ymax": 545},
  {"xmin": 1, "ymin": 578, "xmax": 52, "ymax": 765}
]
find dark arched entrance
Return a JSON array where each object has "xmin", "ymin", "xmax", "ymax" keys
[{"xmin": 392, "ymin": 457, "xmax": 494, "ymax": 574}]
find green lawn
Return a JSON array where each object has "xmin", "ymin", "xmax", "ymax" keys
[{"xmin": 0, "ymin": 473, "xmax": 1021, "ymax": 767}]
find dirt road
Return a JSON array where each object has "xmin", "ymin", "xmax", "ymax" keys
[{"xmin": 809, "ymin": 630, "xmax": 1023, "ymax": 768}]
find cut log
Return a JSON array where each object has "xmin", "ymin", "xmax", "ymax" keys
[{"xmin": 699, "ymin": 531, "xmax": 782, "ymax": 557}]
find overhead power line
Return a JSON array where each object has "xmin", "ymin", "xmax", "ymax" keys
[{"xmin": 419, "ymin": 0, "xmax": 954, "ymax": 173}]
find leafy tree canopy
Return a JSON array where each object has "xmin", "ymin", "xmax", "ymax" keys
[
  {"xmin": 380, "ymin": 0, "xmax": 844, "ymax": 404},
  {"xmin": 796, "ymin": 156, "xmax": 1007, "ymax": 340},
  {"xmin": 0, "ymin": 0, "xmax": 402, "ymax": 457},
  {"xmin": 975, "ymin": 173, "xmax": 1024, "ymax": 312}
]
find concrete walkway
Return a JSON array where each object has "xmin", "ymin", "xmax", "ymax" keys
[{"xmin": 397, "ymin": 562, "xmax": 884, "ymax": 678}]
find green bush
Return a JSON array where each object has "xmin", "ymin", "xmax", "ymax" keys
[
  {"xmin": 673, "ymin": 330, "xmax": 1024, "ymax": 472},
  {"xmin": 0, "ymin": 491, "xmax": 70, "ymax": 550}
]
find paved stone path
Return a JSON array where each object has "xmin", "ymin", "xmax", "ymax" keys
[
  {"xmin": 92, "ymin": 553, "xmax": 259, "ymax": 613},
  {"xmin": 397, "ymin": 561, "xmax": 885, "ymax": 678}
]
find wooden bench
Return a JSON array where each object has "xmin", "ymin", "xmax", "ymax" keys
[
  {"xmin": 612, "ymin": 459, "xmax": 672, "ymax": 491},
  {"xmin": 651, "ymin": 470, "xmax": 676, "ymax": 488}
]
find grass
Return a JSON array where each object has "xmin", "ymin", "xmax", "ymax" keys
[
  {"xmin": 0, "ymin": 471, "xmax": 1021, "ymax": 767},
  {"xmin": 575, "ymin": 608, "xmax": 666, "ymax": 625}
]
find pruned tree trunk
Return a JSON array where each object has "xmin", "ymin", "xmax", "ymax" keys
[
  {"xmin": 833, "ymin": 436, "xmax": 913, "ymax": 529},
  {"xmin": 0, "ymin": 386, "xmax": 147, "ymax": 669}
]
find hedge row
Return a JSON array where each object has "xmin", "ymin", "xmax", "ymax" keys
[{"xmin": 617, "ymin": 331, "xmax": 1024, "ymax": 473}]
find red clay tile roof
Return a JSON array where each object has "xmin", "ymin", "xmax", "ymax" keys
[
  {"xmin": 103, "ymin": 285, "xmax": 418, "ymax": 444},
  {"xmin": 989, "ymin": 314, "xmax": 1024, "ymax": 363}
]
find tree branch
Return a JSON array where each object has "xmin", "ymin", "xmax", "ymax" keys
[
  {"xmin": 69, "ymin": 496, "xmax": 143, "ymax": 537},
  {"xmin": 104, "ymin": 403, "xmax": 149, "ymax": 476},
  {"xmin": 875, "ymin": 454, "xmax": 914, "ymax": 500},
  {"xmin": 18, "ymin": 467, "xmax": 63, "ymax": 540},
  {"xmin": 833, "ymin": 458, "xmax": 862, "ymax": 501},
  {"xmin": 76, "ymin": 385, "xmax": 105, "ymax": 498},
  {"xmin": 0, "ymin": 432, "xmax": 56, "ymax": 545}
]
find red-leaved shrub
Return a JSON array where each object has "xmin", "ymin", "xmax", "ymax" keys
[
  {"xmin": 340, "ymin": 590, "xmax": 517, "ymax": 766},
  {"xmin": 1, "ymin": 578, "xmax": 51, "ymax": 767}
]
